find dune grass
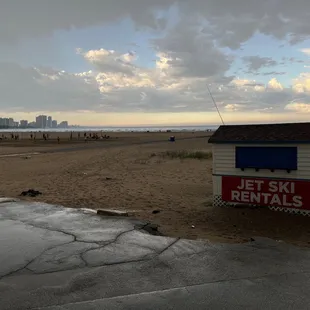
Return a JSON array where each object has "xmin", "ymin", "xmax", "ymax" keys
[{"xmin": 159, "ymin": 150, "xmax": 212, "ymax": 160}]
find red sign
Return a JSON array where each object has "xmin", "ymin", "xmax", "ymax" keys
[{"xmin": 222, "ymin": 176, "xmax": 310, "ymax": 209}]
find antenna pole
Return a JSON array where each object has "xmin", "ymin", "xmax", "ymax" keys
[{"xmin": 207, "ymin": 84, "xmax": 225, "ymax": 125}]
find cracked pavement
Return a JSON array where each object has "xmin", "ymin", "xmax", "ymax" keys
[{"xmin": 1, "ymin": 199, "xmax": 310, "ymax": 309}]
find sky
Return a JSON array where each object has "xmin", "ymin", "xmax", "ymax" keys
[{"xmin": 2, "ymin": 1, "xmax": 310, "ymax": 126}]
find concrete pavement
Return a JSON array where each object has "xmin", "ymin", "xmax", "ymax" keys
[{"xmin": 1, "ymin": 198, "xmax": 310, "ymax": 309}]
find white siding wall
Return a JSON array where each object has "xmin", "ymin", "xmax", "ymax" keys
[
  {"xmin": 211, "ymin": 143, "xmax": 310, "ymax": 213},
  {"xmin": 212, "ymin": 143, "xmax": 310, "ymax": 180}
]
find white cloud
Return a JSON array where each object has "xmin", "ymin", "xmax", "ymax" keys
[
  {"xmin": 292, "ymin": 73, "xmax": 310, "ymax": 93},
  {"xmin": 224, "ymin": 104, "xmax": 245, "ymax": 111},
  {"xmin": 267, "ymin": 78, "xmax": 284, "ymax": 91},
  {"xmin": 285, "ymin": 102, "xmax": 310, "ymax": 113},
  {"xmin": 0, "ymin": 63, "xmax": 102, "ymax": 112},
  {"xmin": 300, "ymin": 48, "xmax": 310, "ymax": 56},
  {"xmin": 79, "ymin": 48, "xmax": 137, "ymax": 76},
  {"xmin": 3, "ymin": 50, "xmax": 310, "ymax": 114},
  {"xmin": 2, "ymin": 44, "xmax": 310, "ymax": 115}
]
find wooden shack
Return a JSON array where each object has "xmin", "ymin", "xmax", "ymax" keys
[{"xmin": 208, "ymin": 122, "xmax": 310, "ymax": 215}]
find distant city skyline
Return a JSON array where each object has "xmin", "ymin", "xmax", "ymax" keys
[{"xmin": 0, "ymin": 115, "xmax": 69, "ymax": 129}]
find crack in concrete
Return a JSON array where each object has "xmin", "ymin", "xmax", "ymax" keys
[
  {"xmin": 0, "ymin": 240, "xmax": 75, "ymax": 280},
  {"xmin": 0, "ymin": 220, "xmax": 155, "ymax": 278},
  {"xmin": 157, "ymin": 238, "xmax": 181, "ymax": 256},
  {"xmin": 80, "ymin": 227, "xmax": 141, "ymax": 266},
  {"xmin": 0, "ymin": 215, "xmax": 210, "ymax": 280},
  {"xmin": 0, "ymin": 220, "xmax": 185, "ymax": 279}
]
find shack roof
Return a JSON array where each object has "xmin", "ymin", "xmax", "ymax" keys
[{"xmin": 208, "ymin": 122, "xmax": 310, "ymax": 144}]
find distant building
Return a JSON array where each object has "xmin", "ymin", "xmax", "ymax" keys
[
  {"xmin": 35, "ymin": 116, "xmax": 42, "ymax": 128},
  {"xmin": 28, "ymin": 122, "xmax": 36, "ymax": 128},
  {"xmin": 3, "ymin": 118, "xmax": 9, "ymax": 127},
  {"xmin": 36, "ymin": 115, "xmax": 47, "ymax": 128},
  {"xmin": 8, "ymin": 118, "xmax": 14, "ymax": 127},
  {"xmin": 47, "ymin": 116, "xmax": 52, "ymax": 128},
  {"xmin": 58, "ymin": 121, "xmax": 68, "ymax": 128},
  {"xmin": 20, "ymin": 120, "xmax": 28, "ymax": 127},
  {"xmin": 0, "ymin": 118, "xmax": 10, "ymax": 127},
  {"xmin": 52, "ymin": 120, "xmax": 58, "ymax": 128}
]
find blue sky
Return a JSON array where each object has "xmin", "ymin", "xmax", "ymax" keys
[{"xmin": 227, "ymin": 33, "xmax": 310, "ymax": 86}]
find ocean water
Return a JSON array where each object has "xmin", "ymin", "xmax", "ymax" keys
[{"xmin": 0, "ymin": 125, "xmax": 219, "ymax": 133}]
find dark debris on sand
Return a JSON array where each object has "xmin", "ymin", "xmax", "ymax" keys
[{"xmin": 20, "ymin": 189, "xmax": 42, "ymax": 197}]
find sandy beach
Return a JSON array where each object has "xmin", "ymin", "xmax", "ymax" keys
[{"xmin": 1, "ymin": 130, "xmax": 310, "ymax": 247}]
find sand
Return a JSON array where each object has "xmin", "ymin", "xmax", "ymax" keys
[{"xmin": 1, "ymin": 130, "xmax": 310, "ymax": 247}]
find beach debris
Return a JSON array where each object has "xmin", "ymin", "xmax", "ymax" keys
[
  {"xmin": 20, "ymin": 189, "xmax": 42, "ymax": 197},
  {"xmin": 80, "ymin": 208, "xmax": 97, "ymax": 214},
  {"xmin": 97, "ymin": 209, "xmax": 129, "ymax": 217},
  {"xmin": 152, "ymin": 210, "xmax": 161, "ymax": 214},
  {"xmin": 105, "ymin": 177, "xmax": 112, "ymax": 180},
  {"xmin": 191, "ymin": 225, "xmax": 195, "ymax": 229},
  {"xmin": 250, "ymin": 238, "xmax": 255, "ymax": 242}
]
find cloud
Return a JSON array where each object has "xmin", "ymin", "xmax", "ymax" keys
[
  {"xmin": 242, "ymin": 56, "xmax": 277, "ymax": 72},
  {"xmin": 261, "ymin": 71, "xmax": 286, "ymax": 76},
  {"xmin": 1, "ymin": 0, "xmax": 310, "ymax": 48},
  {"xmin": 0, "ymin": 62, "xmax": 101, "ymax": 112},
  {"xmin": 1, "ymin": 1, "xmax": 310, "ymax": 119},
  {"xmin": 285, "ymin": 102, "xmax": 310, "ymax": 113},
  {"xmin": 267, "ymin": 78, "xmax": 283, "ymax": 91},
  {"xmin": 152, "ymin": 20, "xmax": 233, "ymax": 79},
  {"xmin": 292, "ymin": 73, "xmax": 310, "ymax": 93},
  {"xmin": 1, "ymin": 52, "xmax": 310, "ymax": 116},
  {"xmin": 183, "ymin": 1, "xmax": 310, "ymax": 48},
  {"xmin": 78, "ymin": 48, "xmax": 138, "ymax": 76},
  {"xmin": 300, "ymin": 48, "xmax": 310, "ymax": 56},
  {"xmin": 0, "ymin": 0, "xmax": 171, "ymax": 43}
]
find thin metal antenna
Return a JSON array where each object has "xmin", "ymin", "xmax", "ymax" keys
[{"xmin": 207, "ymin": 84, "xmax": 225, "ymax": 125}]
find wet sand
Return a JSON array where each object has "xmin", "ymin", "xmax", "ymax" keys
[{"xmin": 1, "ymin": 131, "xmax": 310, "ymax": 247}]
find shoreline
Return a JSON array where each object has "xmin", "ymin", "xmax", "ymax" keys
[{"xmin": 0, "ymin": 127, "xmax": 217, "ymax": 133}]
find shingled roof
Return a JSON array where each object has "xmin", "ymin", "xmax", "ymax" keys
[{"xmin": 208, "ymin": 122, "xmax": 310, "ymax": 144}]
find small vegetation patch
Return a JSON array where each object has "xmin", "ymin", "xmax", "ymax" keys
[{"xmin": 160, "ymin": 150, "xmax": 212, "ymax": 160}]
